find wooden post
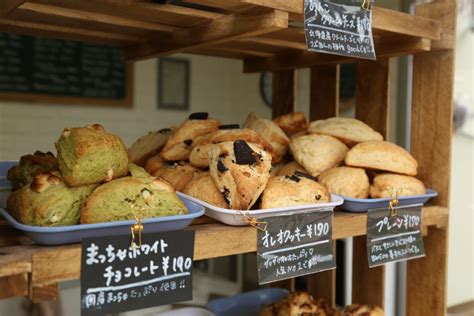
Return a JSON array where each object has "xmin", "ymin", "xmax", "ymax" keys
[
  {"xmin": 352, "ymin": 59, "xmax": 391, "ymax": 308},
  {"xmin": 272, "ymin": 69, "xmax": 295, "ymax": 118},
  {"xmin": 406, "ymin": 2, "xmax": 456, "ymax": 315},
  {"xmin": 306, "ymin": 64, "xmax": 339, "ymax": 306}
]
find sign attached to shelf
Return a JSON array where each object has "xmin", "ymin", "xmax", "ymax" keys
[
  {"xmin": 303, "ymin": 0, "xmax": 376, "ymax": 60},
  {"xmin": 80, "ymin": 231, "xmax": 194, "ymax": 315},
  {"xmin": 256, "ymin": 210, "xmax": 336, "ymax": 284},
  {"xmin": 367, "ymin": 204, "xmax": 425, "ymax": 267}
]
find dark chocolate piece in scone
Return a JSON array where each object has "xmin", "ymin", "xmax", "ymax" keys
[
  {"xmin": 209, "ymin": 141, "xmax": 271, "ymax": 210},
  {"xmin": 219, "ymin": 124, "xmax": 240, "ymax": 130},
  {"xmin": 188, "ymin": 112, "xmax": 209, "ymax": 120}
]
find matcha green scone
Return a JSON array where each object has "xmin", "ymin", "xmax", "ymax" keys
[
  {"xmin": 128, "ymin": 163, "xmax": 152, "ymax": 179},
  {"xmin": 6, "ymin": 172, "xmax": 97, "ymax": 226},
  {"xmin": 55, "ymin": 124, "xmax": 129, "ymax": 186},
  {"xmin": 7, "ymin": 151, "xmax": 58, "ymax": 190},
  {"xmin": 80, "ymin": 176, "xmax": 188, "ymax": 224}
]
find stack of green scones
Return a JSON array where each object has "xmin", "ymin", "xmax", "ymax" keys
[{"xmin": 6, "ymin": 124, "xmax": 188, "ymax": 227}]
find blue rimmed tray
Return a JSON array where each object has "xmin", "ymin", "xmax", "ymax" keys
[{"xmin": 339, "ymin": 189, "xmax": 438, "ymax": 213}]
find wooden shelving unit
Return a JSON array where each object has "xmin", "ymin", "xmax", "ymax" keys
[{"xmin": 0, "ymin": 1, "xmax": 456, "ymax": 315}]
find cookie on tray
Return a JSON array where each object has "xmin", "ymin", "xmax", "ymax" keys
[
  {"xmin": 290, "ymin": 134, "xmax": 349, "ymax": 177},
  {"xmin": 272, "ymin": 112, "xmax": 308, "ymax": 137},
  {"xmin": 308, "ymin": 117, "xmax": 383, "ymax": 146},
  {"xmin": 261, "ymin": 172, "xmax": 330, "ymax": 209},
  {"xmin": 209, "ymin": 140, "xmax": 272, "ymax": 210},
  {"xmin": 80, "ymin": 175, "xmax": 187, "ymax": 224},
  {"xmin": 345, "ymin": 141, "xmax": 418, "ymax": 176},
  {"xmin": 318, "ymin": 166, "xmax": 370, "ymax": 198},
  {"xmin": 7, "ymin": 151, "xmax": 58, "ymax": 190},
  {"xmin": 55, "ymin": 124, "xmax": 129, "ymax": 186},
  {"xmin": 160, "ymin": 112, "xmax": 220, "ymax": 161},
  {"xmin": 7, "ymin": 172, "xmax": 97, "ymax": 226},
  {"xmin": 182, "ymin": 172, "xmax": 228, "ymax": 209},
  {"xmin": 127, "ymin": 127, "xmax": 175, "ymax": 166},
  {"xmin": 150, "ymin": 161, "xmax": 201, "ymax": 192},
  {"xmin": 243, "ymin": 112, "xmax": 289, "ymax": 163},
  {"xmin": 370, "ymin": 173, "xmax": 426, "ymax": 198}
]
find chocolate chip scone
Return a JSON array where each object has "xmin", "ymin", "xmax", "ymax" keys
[
  {"xmin": 182, "ymin": 172, "xmax": 228, "ymax": 209},
  {"xmin": 276, "ymin": 161, "xmax": 307, "ymax": 177},
  {"xmin": 370, "ymin": 173, "xmax": 426, "ymax": 198},
  {"xmin": 290, "ymin": 134, "xmax": 349, "ymax": 177},
  {"xmin": 55, "ymin": 124, "xmax": 129, "ymax": 186},
  {"xmin": 150, "ymin": 161, "xmax": 201, "ymax": 191},
  {"xmin": 128, "ymin": 127, "xmax": 175, "ymax": 166},
  {"xmin": 160, "ymin": 112, "xmax": 220, "ymax": 161},
  {"xmin": 345, "ymin": 141, "xmax": 418, "ymax": 176},
  {"xmin": 243, "ymin": 112, "xmax": 289, "ymax": 164},
  {"xmin": 144, "ymin": 153, "xmax": 167, "ymax": 174},
  {"xmin": 7, "ymin": 172, "xmax": 98, "ymax": 226},
  {"xmin": 261, "ymin": 172, "xmax": 330, "ymax": 209},
  {"xmin": 340, "ymin": 304, "xmax": 384, "ymax": 316},
  {"xmin": 189, "ymin": 127, "xmax": 273, "ymax": 168},
  {"xmin": 261, "ymin": 292, "xmax": 336, "ymax": 316},
  {"xmin": 273, "ymin": 112, "xmax": 308, "ymax": 137},
  {"xmin": 7, "ymin": 151, "xmax": 58, "ymax": 190},
  {"xmin": 318, "ymin": 166, "xmax": 370, "ymax": 198},
  {"xmin": 209, "ymin": 140, "xmax": 272, "ymax": 210}
]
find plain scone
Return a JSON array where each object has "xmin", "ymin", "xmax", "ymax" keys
[
  {"xmin": 182, "ymin": 172, "xmax": 228, "ymax": 209},
  {"xmin": 318, "ymin": 166, "xmax": 369, "ymax": 198},
  {"xmin": 127, "ymin": 127, "xmax": 175, "ymax": 166},
  {"xmin": 243, "ymin": 112, "xmax": 289, "ymax": 163},
  {"xmin": 339, "ymin": 304, "xmax": 385, "ymax": 316},
  {"xmin": 209, "ymin": 140, "xmax": 272, "ymax": 210},
  {"xmin": 345, "ymin": 141, "xmax": 418, "ymax": 176},
  {"xmin": 150, "ymin": 161, "xmax": 201, "ymax": 192},
  {"xmin": 308, "ymin": 117, "xmax": 383, "ymax": 145},
  {"xmin": 261, "ymin": 173, "xmax": 330, "ymax": 209},
  {"xmin": 272, "ymin": 112, "xmax": 308, "ymax": 136},
  {"xmin": 276, "ymin": 161, "xmax": 306, "ymax": 177},
  {"xmin": 290, "ymin": 134, "xmax": 349, "ymax": 177},
  {"xmin": 370, "ymin": 173, "xmax": 426, "ymax": 198}
]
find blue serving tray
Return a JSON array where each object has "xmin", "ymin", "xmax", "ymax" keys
[
  {"xmin": 0, "ymin": 161, "xmax": 204, "ymax": 245},
  {"xmin": 339, "ymin": 189, "xmax": 438, "ymax": 213},
  {"xmin": 206, "ymin": 288, "xmax": 289, "ymax": 316}
]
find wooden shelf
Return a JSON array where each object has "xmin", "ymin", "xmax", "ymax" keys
[
  {"xmin": 0, "ymin": 0, "xmax": 445, "ymax": 69},
  {"xmin": 0, "ymin": 205, "xmax": 448, "ymax": 299}
]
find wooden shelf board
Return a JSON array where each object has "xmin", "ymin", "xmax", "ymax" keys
[
  {"xmin": 0, "ymin": 1, "xmax": 443, "ymax": 62},
  {"xmin": 0, "ymin": 205, "xmax": 448, "ymax": 288}
]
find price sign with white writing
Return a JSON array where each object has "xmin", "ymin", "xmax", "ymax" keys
[
  {"xmin": 367, "ymin": 204, "xmax": 425, "ymax": 267},
  {"xmin": 304, "ymin": 0, "xmax": 376, "ymax": 59},
  {"xmin": 80, "ymin": 231, "xmax": 194, "ymax": 315},
  {"xmin": 257, "ymin": 210, "xmax": 336, "ymax": 284}
]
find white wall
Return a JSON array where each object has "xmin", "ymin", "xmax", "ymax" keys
[{"xmin": 0, "ymin": 54, "xmax": 270, "ymax": 160}]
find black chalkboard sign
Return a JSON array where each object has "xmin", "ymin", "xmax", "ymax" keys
[
  {"xmin": 257, "ymin": 210, "xmax": 336, "ymax": 284},
  {"xmin": 0, "ymin": 32, "xmax": 132, "ymax": 107},
  {"xmin": 81, "ymin": 231, "xmax": 194, "ymax": 315},
  {"xmin": 367, "ymin": 204, "xmax": 425, "ymax": 267},
  {"xmin": 304, "ymin": 0, "xmax": 376, "ymax": 60}
]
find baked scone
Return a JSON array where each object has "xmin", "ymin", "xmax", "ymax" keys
[
  {"xmin": 128, "ymin": 163, "xmax": 152, "ymax": 178},
  {"xmin": 339, "ymin": 304, "xmax": 384, "ymax": 316},
  {"xmin": 189, "ymin": 128, "xmax": 273, "ymax": 168},
  {"xmin": 370, "ymin": 173, "xmax": 426, "ymax": 198},
  {"xmin": 182, "ymin": 172, "xmax": 228, "ymax": 208},
  {"xmin": 261, "ymin": 292, "xmax": 335, "ymax": 316},
  {"xmin": 261, "ymin": 173, "xmax": 330, "ymax": 209},
  {"xmin": 243, "ymin": 112, "xmax": 289, "ymax": 163},
  {"xmin": 144, "ymin": 154, "xmax": 166, "ymax": 174},
  {"xmin": 7, "ymin": 172, "xmax": 97, "ymax": 226},
  {"xmin": 273, "ymin": 112, "xmax": 308, "ymax": 136},
  {"xmin": 151, "ymin": 161, "xmax": 201, "ymax": 191},
  {"xmin": 209, "ymin": 140, "xmax": 272, "ymax": 210},
  {"xmin": 318, "ymin": 166, "xmax": 369, "ymax": 198},
  {"xmin": 160, "ymin": 112, "xmax": 220, "ymax": 161},
  {"xmin": 276, "ymin": 161, "xmax": 306, "ymax": 177},
  {"xmin": 345, "ymin": 141, "xmax": 418, "ymax": 176},
  {"xmin": 308, "ymin": 117, "xmax": 383, "ymax": 146},
  {"xmin": 127, "ymin": 127, "xmax": 175, "ymax": 166},
  {"xmin": 290, "ymin": 134, "xmax": 349, "ymax": 177},
  {"xmin": 7, "ymin": 151, "xmax": 58, "ymax": 190},
  {"xmin": 80, "ymin": 176, "xmax": 187, "ymax": 224},
  {"xmin": 55, "ymin": 124, "xmax": 129, "ymax": 186}
]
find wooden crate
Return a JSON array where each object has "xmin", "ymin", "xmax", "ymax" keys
[{"xmin": 0, "ymin": 1, "xmax": 456, "ymax": 315}]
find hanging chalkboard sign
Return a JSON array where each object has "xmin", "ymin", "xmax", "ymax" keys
[
  {"xmin": 0, "ymin": 32, "xmax": 132, "ymax": 107},
  {"xmin": 81, "ymin": 231, "xmax": 194, "ymax": 315}
]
